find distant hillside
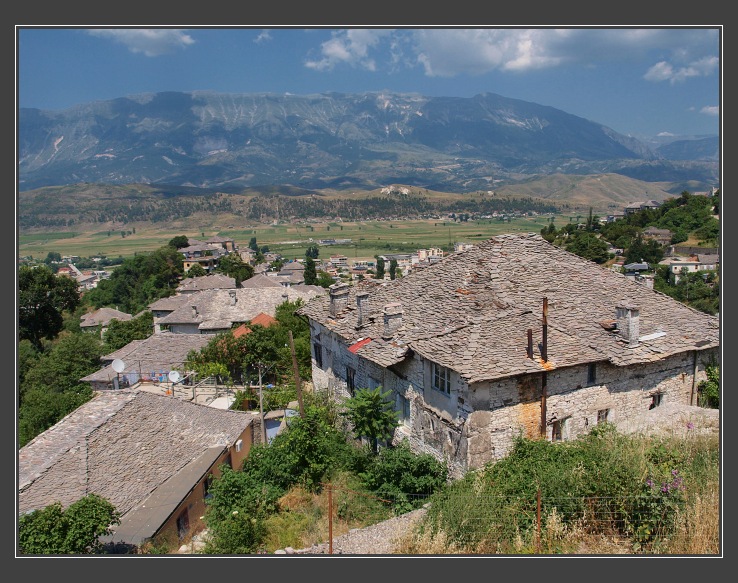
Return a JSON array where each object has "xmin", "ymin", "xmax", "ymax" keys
[
  {"xmin": 654, "ymin": 136, "xmax": 719, "ymax": 161},
  {"xmin": 17, "ymin": 174, "xmax": 683, "ymax": 232},
  {"xmin": 18, "ymin": 91, "xmax": 719, "ymax": 193}
]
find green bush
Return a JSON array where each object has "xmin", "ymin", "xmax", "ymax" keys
[
  {"xmin": 420, "ymin": 425, "xmax": 715, "ymax": 553},
  {"xmin": 360, "ymin": 441, "xmax": 448, "ymax": 514}
]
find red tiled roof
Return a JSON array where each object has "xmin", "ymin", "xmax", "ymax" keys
[
  {"xmin": 232, "ymin": 312, "xmax": 278, "ymax": 338},
  {"xmin": 348, "ymin": 337, "xmax": 372, "ymax": 353}
]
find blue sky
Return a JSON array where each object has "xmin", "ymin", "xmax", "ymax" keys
[{"xmin": 17, "ymin": 26, "xmax": 721, "ymax": 140}]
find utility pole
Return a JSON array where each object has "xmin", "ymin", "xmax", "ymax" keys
[
  {"xmin": 258, "ymin": 363, "xmax": 266, "ymax": 444},
  {"xmin": 288, "ymin": 331, "xmax": 304, "ymax": 418}
]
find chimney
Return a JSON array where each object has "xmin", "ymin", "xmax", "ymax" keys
[
  {"xmin": 356, "ymin": 291, "xmax": 369, "ymax": 327},
  {"xmin": 229, "ymin": 290, "xmax": 237, "ymax": 305},
  {"xmin": 329, "ymin": 283, "xmax": 350, "ymax": 317},
  {"xmin": 191, "ymin": 305, "xmax": 198, "ymax": 318},
  {"xmin": 616, "ymin": 304, "xmax": 640, "ymax": 347},
  {"xmin": 382, "ymin": 302, "xmax": 403, "ymax": 339}
]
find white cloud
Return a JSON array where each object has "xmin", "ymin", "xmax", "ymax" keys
[
  {"xmin": 88, "ymin": 29, "xmax": 195, "ymax": 57},
  {"xmin": 302, "ymin": 28, "xmax": 719, "ymax": 81},
  {"xmin": 644, "ymin": 55, "xmax": 718, "ymax": 84},
  {"xmin": 255, "ymin": 30, "xmax": 272, "ymax": 44},
  {"xmin": 700, "ymin": 105, "xmax": 719, "ymax": 116},
  {"xmin": 304, "ymin": 29, "xmax": 393, "ymax": 71}
]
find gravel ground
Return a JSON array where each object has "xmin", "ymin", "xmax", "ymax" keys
[{"xmin": 281, "ymin": 506, "xmax": 429, "ymax": 555}]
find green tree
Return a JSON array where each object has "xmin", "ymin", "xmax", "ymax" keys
[
  {"xmin": 305, "ymin": 243, "xmax": 320, "ymax": 259},
  {"xmin": 84, "ymin": 246, "xmax": 184, "ymax": 314},
  {"xmin": 248, "ymin": 237, "xmax": 259, "ymax": 252},
  {"xmin": 102, "ymin": 311, "xmax": 154, "ymax": 351},
  {"xmin": 19, "ymin": 265, "xmax": 81, "ymax": 351},
  {"xmin": 342, "ymin": 386, "xmax": 399, "ymax": 455},
  {"xmin": 168, "ymin": 235, "xmax": 190, "ymax": 249},
  {"xmin": 19, "ymin": 332, "xmax": 103, "ymax": 446},
  {"xmin": 389, "ymin": 259, "xmax": 398, "ymax": 280},
  {"xmin": 375, "ymin": 257, "xmax": 386, "ymax": 280},
  {"xmin": 216, "ymin": 253, "xmax": 254, "ymax": 286},
  {"xmin": 44, "ymin": 251, "xmax": 62, "ymax": 264},
  {"xmin": 185, "ymin": 263, "xmax": 208, "ymax": 278},
  {"xmin": 303, "ymin": 256, "xmax": 317, "ymax": 285},
  {"xmin": 698, "ymin": 362, "xmax": 720, "ymax": 408},
  {"xmin": 186, "ymin": 330, "xmax": 248, "ymax": 383},
  {"xmin": 564, "ymin": 231, "xmax": 610, "ymax": 264},
  {"xmin": 316, "ymin": 270, "xmax": 335, "ymax": 288},
  {"xmin": 18, "ymin": 494, "xmax": 120, "ymax": 555}
]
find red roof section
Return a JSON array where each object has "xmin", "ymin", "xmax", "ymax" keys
[
  {"xmin": 348, "ymin": 337, "xmax": 373, "ymax": 353},
  {"xmin": 232, "ymin": 312, "xmax": 278, "ymax": 338}
]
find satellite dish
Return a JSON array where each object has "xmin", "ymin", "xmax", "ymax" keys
[
  {"xmin": 168, "ymin": 370, "xmax": 181, "ymax": 383},
  {"xmin": 111, "ymin": 359, "xmax": 125, "ymax": 373}
]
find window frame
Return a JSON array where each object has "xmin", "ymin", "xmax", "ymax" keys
[
  {"xmin": 346, "ymin": 366, "xmax": 356, "ymax": 396},
  {"xmin": 551, "ymin": 417, "xmax": 569, "ymax": 442},
  {"xmin": 587, "ymin": 363, "xmax": 597, "ymax": 385},
  {"xmin": 597, "ymin": 408, "xmax": 610, "ymax": 424},
  {"xmin": 397, "ymin": 393, "xmax": 411, "ymax": 427},
  {"xmin": 313, "ymin": 341, "xmax": 323, "ymax": 369},
  {"xmin": 649, "ymin": 393, "xmax": 664, "ymax": 410},
  {"xmin": 431, "ymin": 362, "xmax": 451, "ymax": 395}
]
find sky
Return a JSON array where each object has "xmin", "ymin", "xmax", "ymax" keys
[{"xmin": 16, "ymin": 26, "xmax": 721, "ymax": 141}]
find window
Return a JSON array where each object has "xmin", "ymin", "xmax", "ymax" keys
[
  {"xmin": 587, "ymin": 363, "xmax": 597, "ymax": 385},
  {"xmin": 203, "ymin": 473, "xmax": 214, "ymax": 499},
  {"xmin": 432, "ymin": 363, "xmax": 451, "ymax": 395},
  {"xmin": 597, "ymin": 408, "xmax": 610, "ymax": 424},
  {"xmin": 397, "ymin": 394, "xmax": 411, "ymax": 426},
  {"xmin": 346, "ymin": 366, "xmax": 356, "ymax": 396},
  {"xmin": 313, "ymin": 342, "xmax": 323, "ymax": 369},
  {"xmin": 551, "ymin": 418, "xmax": 568, "ymax": 442},
  {"xmin": 177, "ymin": 508, "xmax": 190, "ymax": 540},
  {"xmin": 649, "ymin": 393, "xmax": 663, "ymax": 410}
]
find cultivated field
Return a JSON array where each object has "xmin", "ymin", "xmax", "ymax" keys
[{"xmin": 19, "ymin": 215, "xmax": 573, "ymax": 263}]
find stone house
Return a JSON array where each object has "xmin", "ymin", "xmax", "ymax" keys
[
  {"xmin": 80, "ymin": 332, "xmax": 213, "ymax": 391},
  {"xmin": 156, "ymin": 286, "xmax": 324, "ymax": 335},
  {"xmin": 18, "ymin": 389, "xmax": 260, "ymax": 551},
  {"xmin": 176, "ymin": 273, "xmax": 237, "ymax": 294},
  {"xmin": 297, "ymin": 233, "xmax": 719, "ymax": 478},
  {"xmin": 80, "ymin": 307, "xmax": 133, "ymax": 337}
]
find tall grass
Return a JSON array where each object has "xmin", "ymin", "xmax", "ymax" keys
[{"xmin": 397, "ymin": 426, "xmax": 719, "ymax": 555}]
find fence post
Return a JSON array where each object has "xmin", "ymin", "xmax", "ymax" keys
[
  {"xmin": 328, "ymin": 483, "xmax": 333, "ymax": 555},
  {"xmin": 536, "ymin": 488, "xmax": 542, "ymax": 554}
]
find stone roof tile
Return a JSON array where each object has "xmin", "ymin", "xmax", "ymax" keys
[{"xmin": 298, "ymin": 234, "xmax": 719, "ymax": 382}]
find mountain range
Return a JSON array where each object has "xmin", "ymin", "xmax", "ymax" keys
[{"xmin": 18, "ymin": 91, "xmax": 719, "ymax": 194}]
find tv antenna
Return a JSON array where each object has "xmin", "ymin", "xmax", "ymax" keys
[
  {"xmin": 111, "ymin": 359, "xmax": 126, "ymax": 373},
  {"xmin": 168, "ymin": 370, "xmax": 181, "ymax": 383}
]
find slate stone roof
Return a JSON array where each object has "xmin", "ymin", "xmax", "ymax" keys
[
  {"xmin": 239, "ymin": 274, "xmax": 285, "ymax": 289},
  {"xmin": 177, "ymin": 274, "xmax": 237, "ymax": 293},
  {"xmin": 158, "ymin": 287, "xmax": 325, "ymax": 331},
  {"xmin": 18, "ymin": 389, "xmax": 255, "ymax": 523},
  {"xmin": 148, "ymin": 294, "xmax": 192, "ymax": 312},
  {"xmin": 298, "ymin": 233, "xmax": 719, "ymax": 383},
  {"xmin": 80, "ymin": 307, "xmax": 133, "ymax": 329},
  {"xmin": 81, "ymin": 332, "xmax": 213, "ymax": 383}
]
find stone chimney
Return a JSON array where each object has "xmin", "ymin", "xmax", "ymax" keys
[
  {"xmin": 229, "ymin": 290, "xmax": 237, "ymax": 305},
  {"xmin": 382, "ymin": 302, "xmax": 403, "ymax": 339},
  {"xmin": 616, "ymin": 304, "xmax": 639, "ymax": 347},
  {"xmin": 356, "ymin": 291, "xmax": 369, "ymax": 327},
  {"xmin": 329, "ymin": 283, "xmax": 350, "ymax": 317}
]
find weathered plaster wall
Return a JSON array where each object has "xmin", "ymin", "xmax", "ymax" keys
[{"xmin": 309, "ymin": 322, "xmax": 719, "ymax": 479}]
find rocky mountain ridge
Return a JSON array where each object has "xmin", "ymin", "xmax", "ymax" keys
[{"xmin": 19, "ymin": 91, "xmax": 719, "ymax": 193}]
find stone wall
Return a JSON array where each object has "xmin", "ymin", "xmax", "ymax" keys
[{"xmin": 309, "ymin": 323, "xmax": 719, "ymax": 479}]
